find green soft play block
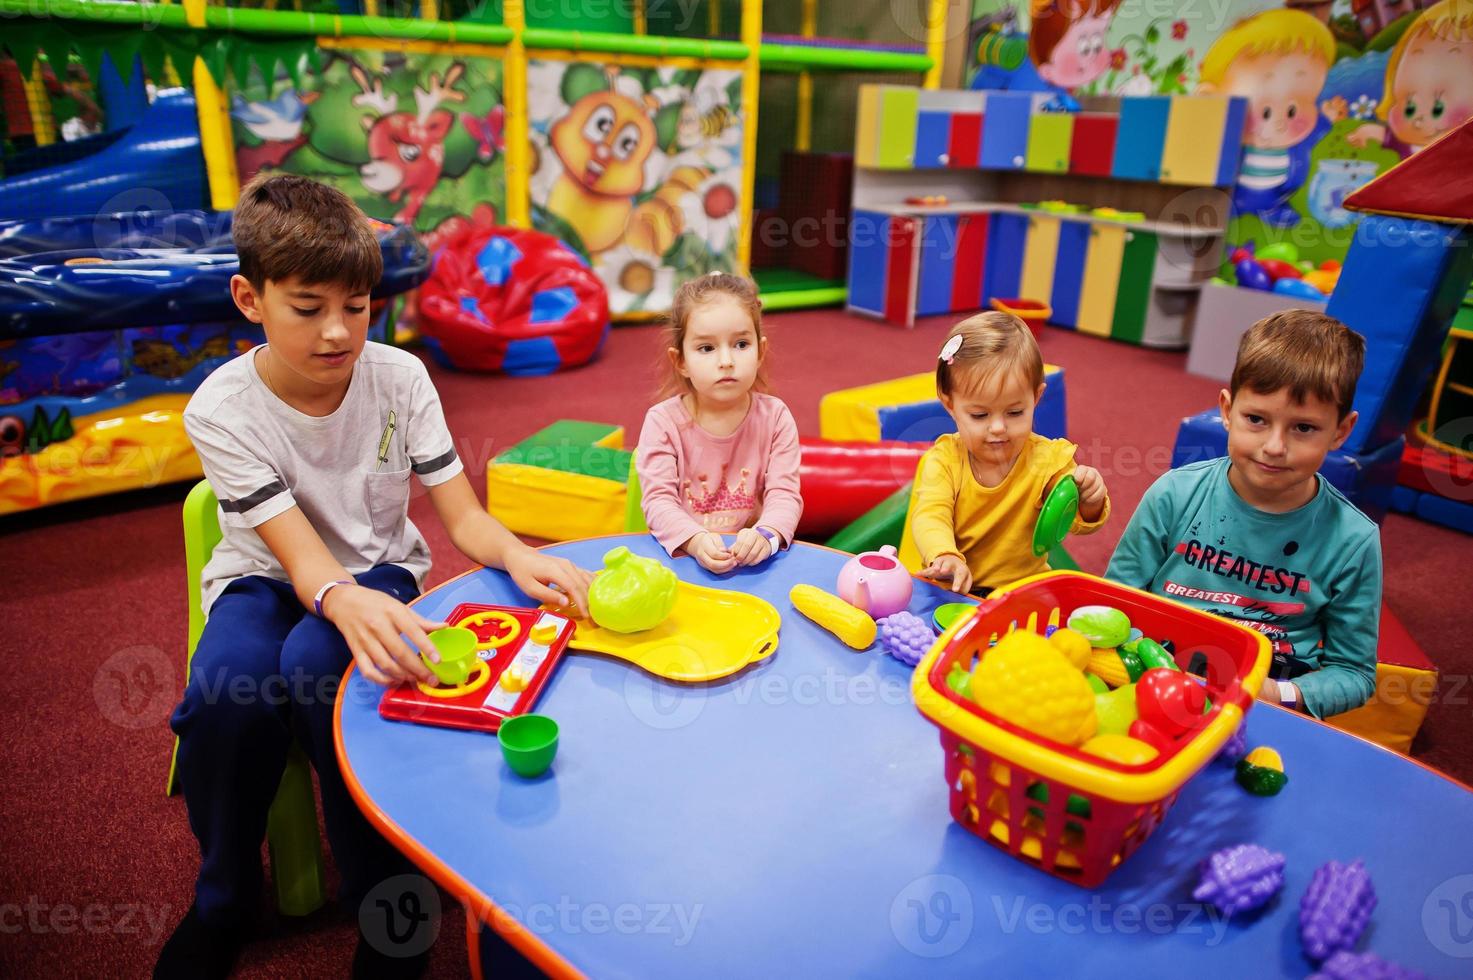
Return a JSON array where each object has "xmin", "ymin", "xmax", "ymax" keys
[{"xmin": 496, "ymin": 420, "xmax": 631, "ymax": 482}]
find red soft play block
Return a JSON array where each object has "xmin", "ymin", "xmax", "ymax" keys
[
  {"xmin": 948, "ymin": 113, "xmax": 981, "ymax": 168},
  {"xmin": 1378, "ymin": 603, "xmax": 1434, "ymax": 672},
  {"xmin": 1344, "ymin": 121, "xmax": 1473, "ymax": 223},
  {"xmin": 378, "ymin": 604, "xmax": 575, "ymax": 734},
  {"xmin": 1070, "ymin": 113, "xmax": 1118, "ymax": 177},
  {"xmin": 884, "ymin": 217, "xmax": 918, "ymax": 326},
  {"xmin": 1398, "ymin": 442, "xmax": 1473, "ymax": 503}
]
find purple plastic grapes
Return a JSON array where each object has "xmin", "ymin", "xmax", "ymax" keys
[
  {"xmin": 1308, "ymin": 951, "xmax": 1425, "ymax": 980},
  {"xmin": 1192, "ymin": 843, "xmax": 1286, "ymax": 916},
  {"xmin": 1215, "ymin": 721, "xmax": 1248, "ymax": 766},
  {"xmin": 877, "ymin": 611, "xmax": 934, "ymax": 666},
  {"xmin": 1301, "ymin": 859, "xmax": 1377, "ymax": 961}
]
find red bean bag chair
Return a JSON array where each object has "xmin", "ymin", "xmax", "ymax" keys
[{"xmin": 418, "ymin": 225, "xmax": 609, "ymax": 375}]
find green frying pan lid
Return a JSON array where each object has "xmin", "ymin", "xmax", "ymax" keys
[{"xmin": 1033, "ymin": 476, "xmax": 1079, "ymax": 556}]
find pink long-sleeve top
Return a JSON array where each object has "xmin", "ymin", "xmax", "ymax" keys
[{"xmin": 636, "ymin": 393, "xmax": 804, "ymax": 556}]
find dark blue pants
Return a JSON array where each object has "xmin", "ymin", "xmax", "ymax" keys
[{"xmin": 170, "ymin": 564, "xmax": 418, "ymax": 926}]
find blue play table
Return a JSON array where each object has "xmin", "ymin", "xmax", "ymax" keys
[{"xmin": 336, "ymin": 535, "xmax": 1473, "ymax": 978}]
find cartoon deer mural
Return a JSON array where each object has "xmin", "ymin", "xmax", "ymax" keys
[{"xmin": 350, "ymin": 62, "xmax": 467, "ymax": 225}]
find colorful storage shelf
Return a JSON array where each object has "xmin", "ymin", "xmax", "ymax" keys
[
  {"xmin": 847, "ymin": 206, "xmax": 1170, "ymax": 344},
  {"xmin": 856, "ymin": 85, "xmax": 1245, "ymax": 189}
]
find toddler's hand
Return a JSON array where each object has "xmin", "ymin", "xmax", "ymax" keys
[
  {"xmin": 323, "ymin": 584, "xmax": 447, "ymax": 687},
  {"xmin": 505, "ymin": 545, "xmax": 595, "ymax": 618},
  {"xmin": 731, "ymin": 527, "xmax": 774, "ymax": 566},
  {"xmin": 685, "ymin": 532, "xmax": 738, "ymax": 574},
  {"xmin": 1073, "ymin": 464, "xmax": 1108, "ymax": 521},
  {"xmin": 920, "ymin": 554, "xmax": 972, "ymax": 595}
]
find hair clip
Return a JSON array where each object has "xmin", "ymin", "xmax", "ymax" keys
[{"xmin": 939, "ymin": 335, "xmax": 963, "ymax": 365}]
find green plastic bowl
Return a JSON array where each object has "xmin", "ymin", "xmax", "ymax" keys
[
  {"xmin": 499, "ymin": 714, "xmax": 559, "ymax": 777},
  {"xmin": 933, "ymin": 602, "xmax": 976, "ymax": 634},
  {"xmin": 423, "ymin": 626, "xmax": 478, "ymax": 685}
]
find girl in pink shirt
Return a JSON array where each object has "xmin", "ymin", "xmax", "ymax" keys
[{"xmin": 637, "ymin": 273, "xmax": 803, "ymax": 574}]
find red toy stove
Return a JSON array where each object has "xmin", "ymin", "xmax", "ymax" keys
[{"xmin": 378, "ymin": 603, "xmax": 575, "ymax": 734}]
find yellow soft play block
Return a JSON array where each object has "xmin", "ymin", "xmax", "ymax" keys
[
  {"xmin": 486, "ymin": 464, "xmax": 627, "ymax": 542},
  {"xmin": 820, "ymin": 366, "xmax": 1063, "ymax": 443},
  {"xmin": 484, "ymin": 421, "xmax": 630, "ymax": 542},
  {"xmin": 1326, "ymin": 661, "xmax": 1437, "ymax": 755}
]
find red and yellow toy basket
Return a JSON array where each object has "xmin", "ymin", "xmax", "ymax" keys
[{"xmin": 912, "ymin": 571, "xmax": 1271, "ymax": 889}]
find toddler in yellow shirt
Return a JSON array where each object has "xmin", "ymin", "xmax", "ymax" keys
[{"xmin": 900, "ymin": 312, "xmax": 1111, "ymax": 594}]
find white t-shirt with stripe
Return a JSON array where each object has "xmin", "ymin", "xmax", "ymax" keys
[{"xmin": 184, "ymin": 342, "xmax": 462, "ymax": 612}]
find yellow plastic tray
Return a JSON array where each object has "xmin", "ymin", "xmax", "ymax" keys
[{"xmin": 560, "ymin": 580, "xmax": 780, "ymax": 682}]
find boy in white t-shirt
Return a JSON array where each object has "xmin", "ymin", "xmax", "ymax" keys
[{"xmin": 157, "ymin": 174, "xmax": 595, "ymax": 980}]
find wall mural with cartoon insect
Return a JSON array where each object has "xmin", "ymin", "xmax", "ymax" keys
[
  {"xmin": 525, "ymin": 59, "xmax": 746, "ymax": 315},
  {"xmin": 229, "ymin": 48, "xmax": 507, "ymax": 255},
  {"xmin": 965, "ymin": 0, "xmax": 1473, "ymax": 265}
]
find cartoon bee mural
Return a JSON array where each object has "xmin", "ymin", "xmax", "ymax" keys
[{"xmin": 542, "ymin": 64, "xmax": 731, "ymax": 258}]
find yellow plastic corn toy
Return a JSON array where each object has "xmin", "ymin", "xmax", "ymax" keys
[{"xmin": 790, "ymin": 584, "xmax": 877, "ymax": 650}]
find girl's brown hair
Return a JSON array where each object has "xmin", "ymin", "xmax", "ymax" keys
[
  {"xmin": 660, "ymin": 272, "xmax": 770, "ymax": 398},
  {"xmin": 935, "ymin": 312, "xmax": 1044, "ymax": 398}
]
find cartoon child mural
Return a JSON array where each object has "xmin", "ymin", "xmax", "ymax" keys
[
  {"xmin": 968, "ymin": 0, "xmax": 1122, "ymax": 97},
  {"xmin": 1198, "ymin": 9, "xmax": 1346, "ymax": 228},
  {"xmin": 544, "ymin": 65, "xmax": 706, "ymax": 257},
  {"xmin": 1346, "ymin": 0, "xmax": 1473, "ymax": 157},
  {"xmin": 1028, "ymin": 0, "xmax": 1123, "ymax": 91}
]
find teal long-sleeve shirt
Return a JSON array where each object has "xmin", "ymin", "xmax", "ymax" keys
[{"xmin": 1106, "ymin": 458, "xmax": 1381, "ymax": 719}]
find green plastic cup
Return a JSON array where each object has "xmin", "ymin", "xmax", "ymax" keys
[
  {"xmin": 499, "ymin": 714, "xmax": 559, "ymax": 777},
  {"xmin": 423, "ymin": 626, "xmax": 478, "ymax": 685}
]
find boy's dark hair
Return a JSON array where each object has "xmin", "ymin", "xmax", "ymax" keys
[
  {"xmin": 232, "ymin": 173, "xmax": 382, "ymax": 293},
  {"xmin": 1231, "ymin": 310, "xmax": 1365, "ymax": 419}
]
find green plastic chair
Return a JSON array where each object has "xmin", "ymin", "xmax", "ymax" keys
[
  {"xmin": 624, "ymin": 448, "xmax": 648, "ymax": 532},
  {"xmin": 165, "ymin": 480, "xmax": 326, "ymax": 917}
]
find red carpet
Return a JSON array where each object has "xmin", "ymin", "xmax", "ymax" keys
[{"xmin": 3, "ymin": 310, "xmax": 1469, "ymax": 977}]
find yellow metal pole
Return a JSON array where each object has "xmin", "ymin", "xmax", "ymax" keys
[
  {"xmin": 503, "ymin": 0, "xmax": 532, "ymax": 227},
  {"xmin": 422, "ymin": 0, "xmax": 439, "ymax": 21},
  {"xmin": 923, "ymin": 0, "xmax": 947, "ymax": 88},
  {"xmin": 735, "ymin": 0, "xmax": 760, "ymax": 273},
  {"xmin": 184, "ymin": 0, "xmax": 240, "ymax": 209},
  {"xmin": 708, "ymin": 0, "xmax": 720, "ymax": 37},
  {"xmin": 633, "ymin": 0, "xmax": 647, "ymax": 35},
  {"xmin": 795, "ymin": 0, "xmax": 816, "ymax": 151}
]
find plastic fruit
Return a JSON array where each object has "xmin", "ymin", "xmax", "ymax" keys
[
  {"xmin": 1094, "ymin": 684, "xmax": 1138, "ymax": 736},
  {"xmin": 1193, "ymin": 843, "xmax": 1286, "ymax": 916},
  {"xmin": 1085, "ymin": 648, "xmax": 1130, "ymax": 688},
  {"xmin": 877, "ymin": 611, "xmax": 933, "ymax": 666},
  {"xmin": 1300, "ymin": 859, "xmax": 1376, "ymax": 961},
  {"xmin": 1236, "ymin": 746, "xmax": 1288, "ymax": 796},
  {"xmin": 1136, "ymin": 668, "xmax": 1208, "ymax": 735},
  {"xmin": 971, "ymin": 631, "xmax": 1096, "ymax": 745},
  {"xmin": 1081, "ymin": 733, "xmax": 1158, "ymax": 765},
  {"xmin": 1067, "ymin": 606, "xmax": 1131, "ymax": 648},
  {"xmin": 1116, "ymin": 644, "xmax": 1146, "ymax": 682},
  {"xmin": 588, "ymin": 546, "xmax": 677, "ymax": 633},
  {"xmin": 1128, "ymin": 637, "xmax": 1177, "ymax": 671},
  {"xmin": 1083, "ymin": 672, "xmax": 1108, "ymax": 694},
  {"xmin": 791, "ymin": 584, "xmax": 877, "ymax": 650},
  {"xmin": 1129, "ymin": 718, "xmax": 1173, "ymax": 754},
  {"xmin": 1258, "ymin": 258, "xmax": 1302, "ymax": 281},
  {"xmin": 1048, "ymin": 627, "xmax": 1092, "ymax": 669}
]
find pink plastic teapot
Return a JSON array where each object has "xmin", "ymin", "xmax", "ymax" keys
[{"xmin": 836, "ymin": 545, "xmax": 914, "ymax": 619}]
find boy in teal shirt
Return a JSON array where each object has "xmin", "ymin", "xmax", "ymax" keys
[{"xmin": 1107, "ymin": 311, "xmax": 1380, "ymax": 718}]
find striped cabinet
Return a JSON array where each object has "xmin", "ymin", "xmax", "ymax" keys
[
  {"xmin": 1026, "ymin": 113, "xmax": 1073, "ymax": 173},
  {"xmin": 1111, "ymin": 97, "xmax": 1171, "ymax": 181},
  {"xmin": 980, "ymin": 93, "xmax": 1032, "ymax": 170}
]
